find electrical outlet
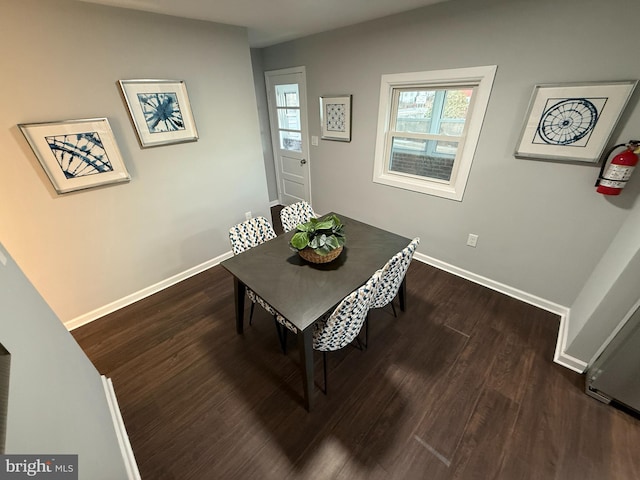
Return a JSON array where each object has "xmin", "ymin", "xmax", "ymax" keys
[
  {"xmin": 467, "ymin": 233, "xmax": 478, "ymax": 247},
  {"xmin": 245, "ymin": 211, "xmax": 252, "ymax": 220}
]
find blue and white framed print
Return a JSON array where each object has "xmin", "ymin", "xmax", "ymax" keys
[
  {"xmin": 118, "ymin": 79, "xmax": 198, "ymax": 148},
  {"xmin": 19, "ymin": 118, "xmax": 130, "ymax": 194},
  {"xmin": 514, "ymin": 81, "xmax": 637, "ymax": 163},
  {"xmin": 320, "ymin": 95, "xmax": 352, "ymax": 142}
]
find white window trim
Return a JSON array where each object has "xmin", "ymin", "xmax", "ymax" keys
[{"xmin": 373, "ymin": 65, "xmax": 497, "ymax": 201}]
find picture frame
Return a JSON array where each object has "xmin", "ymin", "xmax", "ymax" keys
[
  {"xmin": 118, "ymin": 79, "xmax": 198, "ymax": 148},
  {"xmin": 320, "ymin": 95, "xmax": 352, "ymax": 142},
  {"xmin": 18, "ymin": 118, "xmax": 130, "ymax": 194},
  {"xmin": 514, "ymin": 81, "xmax": 637, "ymax": 163}
]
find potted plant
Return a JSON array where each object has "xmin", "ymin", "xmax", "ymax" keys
[{"xmin": 289, "ymin": 214, "xmax": 346, "ymax": 263}]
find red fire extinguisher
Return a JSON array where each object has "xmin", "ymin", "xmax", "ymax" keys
[{"xmin": 596, "ymin": 141, "xmax": 640, "ymax": 195}]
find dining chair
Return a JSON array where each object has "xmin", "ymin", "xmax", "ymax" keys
[
  {"xmin": 228, "ymin": 216, "xmax": 298, "ymax": 352},
  {"xmin": 312, "ymin": 269, "xmax": 382, "ymax": 394},
  {"xmin": 279, "ymin": 201, "xmax": 317, "ymax": 233},
  {"xmin": 371, "ymin": 237, "xmax": 420, "ymax": 318}
]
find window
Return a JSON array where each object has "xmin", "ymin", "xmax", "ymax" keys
[
  {"xmin": 373, "ymin": 66, "xmax": 497, "ymax": 201},
  {"xmin": 275, "ymin": 84, "xmax": 302, "ymax": 152}
]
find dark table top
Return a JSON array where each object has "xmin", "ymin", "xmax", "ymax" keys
[{"xmin": 221, "ymin": 213, "xmax": 411, "ymax": 331}]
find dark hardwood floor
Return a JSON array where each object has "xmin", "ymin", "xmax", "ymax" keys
[{"xmin": 72, "ymin": 240, "xmax": 640, "ymax": 479}]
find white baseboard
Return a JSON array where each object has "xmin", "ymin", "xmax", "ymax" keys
[
  {"xmin": 413, "ymin": 253, "xmax": 568, "ymax": 315},
  {"xmin": 269, "ymin": 199, "xmax": 281, "ymax": 207},
  {"xmin": 67, "ymin": 247, "xmax": 584, "ymax": 373},
  {"xmin": 413, "ymin": 252, "xmax": 585, "ymax": 372},
  {"xmin": 102, "ymin": 376, "xmax": 141, "ymax": 480},
  {"xmin": 553, "ymin": 310, "xmax": 588, "ymax": 373},
  {"xmin": 65, "ymin": 251, "xmax": 233, "ymax": 330}
]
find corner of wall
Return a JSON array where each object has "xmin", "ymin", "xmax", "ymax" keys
[
  {"xmin": 553, "ymin": 310, "xmax": 588, "ymax": 373},
  {"xmin": 413, "ymin": 252, "xmax": 584, "ymax": 371}
]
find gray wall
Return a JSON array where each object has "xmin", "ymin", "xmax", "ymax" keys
[
  {"xmin": 1, "ymin": 0, "xmax": 270, "ymax": 325},
  {"xmin": 258, "ymin": 0, "xmax": 640, "ymax": 312},
  {"xmin": 0, "ymin": 242, "xmax": 129, "ymax": 478},
  {"xmin": 251, "ymin": 49, "xmax": 279, "ymax": 202},
  {"xmin": 567, "ymin": 206, "xmax": 640, "ymax": 361}
]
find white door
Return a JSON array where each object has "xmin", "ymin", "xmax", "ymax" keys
[{"xmin": 265, "ymin": 67, "xmax": 311, "ymax": 205}]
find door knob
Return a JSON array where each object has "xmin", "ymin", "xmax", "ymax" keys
[{"xmin": 300, "ymin": 159, "xmax": 307, "ymax": 165}]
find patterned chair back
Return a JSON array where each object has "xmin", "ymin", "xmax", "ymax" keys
[
  {"xmin": 280, "ymin": 201, "xmax": 317, "ymax": 233},
  {"xmin": 228, "ymin": 216, "xmax": 277, "ymax": 255},
  {"xmin": 313, "ymin": 269, "xmax": 382, "ymax": 352},
  {"xmin": 371, "ymin": 237, "xmax": 420, "ymax": 309}
]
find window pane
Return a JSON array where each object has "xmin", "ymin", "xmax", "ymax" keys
[
  {"xmin": 389, "ymin": 137, "xmax": 458, "ymax": 181},
  {"xmin": 279, "ymin": 131, "xmax": 302, "ymax": 152},
  {"xmin": 394, "ymin": 88, "xmax": 473, "ymax": 136},
  {"xmin": 277, "ymin": 108, "xmax": 301, "ymax": 131},
  {"xmin": 275, "ymin": 84, "xmax": 299, "ymax": 107},
  {"xmin": 439, "ymin": 89, "xmax": 473, "ymax": 136},
  {"xmin": 395, "ymin": 90, "xmax": 435, "ymax": 134}
]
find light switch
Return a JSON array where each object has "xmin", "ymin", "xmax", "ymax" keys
[{"xmin": 311, "ymin": 136, "xmax": 319, "ymax": 146}]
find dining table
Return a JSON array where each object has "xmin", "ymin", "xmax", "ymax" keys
[{"xmin": 220, "ymin": 212, "xmax": 412, "ymax": 411}]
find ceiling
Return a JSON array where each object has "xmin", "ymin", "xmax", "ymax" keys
[{"xmin": 76, "ymin": 0, "xmax": 450, "ymax": 47}]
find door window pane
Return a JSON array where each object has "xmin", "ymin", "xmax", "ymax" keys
[
  {"xmin": 389, "ymin": 137, "xmax": 458, "ymax": 181},
  {"xmin": 277, "ymin": 108, "xmax": 301, "ymax": 131},
  {"xmin": 279, "ymin": 131, "xmax": 302, "ymax": 152},
  {"xmin": 275, "ymin": 84, "xmax": 299, "ymax": 108}
]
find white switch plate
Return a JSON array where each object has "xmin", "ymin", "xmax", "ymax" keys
[
  {"xmin": 467, "ymin": 233, "xmax": 478, "ymax": 247},
  {"xmin": 311, "ymin": 136, "xmax": 319, "ymax": 146},
  {"xmin": 245, "ymin": 211, "xmax": 252, "ymax": 220}
]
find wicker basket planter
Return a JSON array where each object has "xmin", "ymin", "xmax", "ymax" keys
[
  {"xmin": 290, "ymin": 214, "xmax": 346, "ymax": 264},
  {"xmin": 298, "ymin": 245, "xmax": 343, "ymax": 264}
]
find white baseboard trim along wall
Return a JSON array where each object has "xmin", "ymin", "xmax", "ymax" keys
[
  {"xmin": 413, "ymin": 252, "xmax": 585, "ymax": 373},
  {"xmin": 552, "ymin": 311, "xmax": 588, "ymax": 373},
  {"xmin": 102, "ymin": 376, "xmax": 141, "ymax": 480},
  {"xmin": 65, "ymin": 251, "xmax": 233, "ymax": 331},
  {"xmin": 67, "ymin": 249, "xmax": 584, "ymax": 373}
]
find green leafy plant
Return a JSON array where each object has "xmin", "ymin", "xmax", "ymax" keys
[{"xmin": 289, "ymin": 214, "xmax": 346, "ymax": 256}]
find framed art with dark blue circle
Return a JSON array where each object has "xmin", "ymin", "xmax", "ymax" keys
[
  {"xmin": 118, "ymin": 79, "xmax": 198, "ymax": 148},
  {"xmin": 514, "ymin": 81, "xmax": 637, "ymax": 163},
  {"xmin": 19, "ymin": 118, "xmax": 130, "ymax": 194}
]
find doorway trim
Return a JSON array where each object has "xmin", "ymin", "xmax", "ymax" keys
[{"xmin": 264, "ymin": 66, "xmax": 312, "ymax": 206}]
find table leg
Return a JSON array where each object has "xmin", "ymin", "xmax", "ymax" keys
[
  {"xmin": 399, "ymin": 276, "xmax": 407, "ymax": 312},
  {"xmin": 233, "ymin": 277, "xmax": 246, "ymax": 334},
  {"xmin": 298, "ymin": 326, "xmax": 315, "ymax": 411}
]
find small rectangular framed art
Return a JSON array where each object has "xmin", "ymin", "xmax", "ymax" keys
[
  {"xmin": 320, "ymin": 95, "xmax": 352, "ymax": 142},
  {"xmin": 18, "ymin": 118, "xmax": 130, "ymax": 194},
  {"xmin": 118, "ymin": 79, "xmax": 198, "ymax": 148},
  {"xmin": 514, "ymin": 80, "xmax": 637, "ymax": 163}
]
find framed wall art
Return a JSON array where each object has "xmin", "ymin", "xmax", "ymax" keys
[
  {"xmin": 118, "ymin": 79, "xmax": 198, "ymax": 148},
  {"xmin": 18, "ymin": 118, "xmax": 130, "ymax": 194},
  {"xmin": 320, "ymin": 94, "xmax": 352, "ymax": 142},
  {"xmin": 514, "ymin": 81, "xmax": 637, "ymax": 163}
]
